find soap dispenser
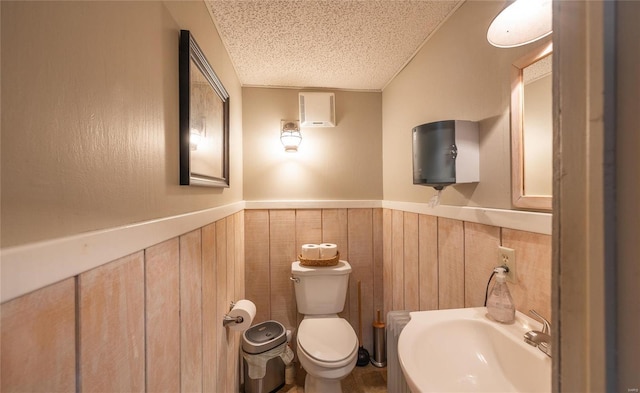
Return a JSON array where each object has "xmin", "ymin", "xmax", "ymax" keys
[{"xmin": 486, "ymin": 267, "xmax": 516, "ymax": 323}]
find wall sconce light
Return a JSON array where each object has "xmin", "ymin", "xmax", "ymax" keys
[
  {"xmin": 280, "ymin": 120, "xmax": 302, "ymax": 152},
  {"xmin": 190, "ymin": 116, "xmax": 206, "ymax": 151},
  {"xmin": 487, "ymin": 0, "xmax": 552, "ymax": 48}
]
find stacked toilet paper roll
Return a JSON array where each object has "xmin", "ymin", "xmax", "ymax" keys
[
  {"xmin": 301, "ymin": 244, "xmax": 321, "ymax": 259},
  {"xmin": 319, "ymin": 243, "xmax": 338, "ymax": 259},
  {"xmin": 227, "ymin": 299, "xmax": 256, "ymax": 331},
  {"xmin": 300, "ymin": 243, "xmax": 338, "ymax": 260}
]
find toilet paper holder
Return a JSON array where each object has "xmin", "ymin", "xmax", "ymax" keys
[{"xmin": 222, "ymin": 301, "xmax": 244, "ymax": 327}]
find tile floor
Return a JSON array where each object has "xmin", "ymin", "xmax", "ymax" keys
[{"xmin": 278, "ymin": 362, "xmax": 387, "ymax": 393}]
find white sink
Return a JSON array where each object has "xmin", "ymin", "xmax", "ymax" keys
[{"xmin": 398, "ymin": 307, "xmax": 551, "ymax": 393}]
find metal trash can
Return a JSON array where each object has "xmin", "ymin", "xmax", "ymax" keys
[{"xmin": 242, "ymin": 320, "xmax": 287, "ymax": 393}]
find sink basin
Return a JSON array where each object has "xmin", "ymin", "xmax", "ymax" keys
[{"xmin": 398, "ymin": 307, "xmax": 551, "ymax": 393}]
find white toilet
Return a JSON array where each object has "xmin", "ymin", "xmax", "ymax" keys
[{"xmin": 291, "ymin": 260, "xmax": 358, "ymax": 393}]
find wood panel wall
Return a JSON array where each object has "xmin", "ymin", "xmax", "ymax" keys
[
  {"xmin": 0, "ymin": 278, "xmax": 76, "ymax": 392},
  {"xmin": 1, "ymin": 211, "xmax": 245, "ymax": 393},
  {"xmin": 245, "ymin": 207, "xmax": 552, "ymax": 357},
  {"xmin": 382, "ymin": 209, "xmax": 552, "ymax": 319},
  {"xmin": 2, "ymin": 207, "xmax": 551, "ymax": 391},
  {"xmin": 78, "ymin": 252, "xmax": 146, "ymax": 391},
  {"xmin": 244, "ymin": 208, "xmax": 384, "ymax": 353}
]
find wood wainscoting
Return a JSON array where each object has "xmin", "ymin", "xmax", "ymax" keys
[
  {"xmin": 1, "ymin": 212, "xmax": 245, "ymax": 392},
  {"xmin": 245, "ymin": 208, "xmax": 552, "ymax": 356},
  {"xmin": 2, "ymin": 206, "xmax": 550, "ymax": 391}
]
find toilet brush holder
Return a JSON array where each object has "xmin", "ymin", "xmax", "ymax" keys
[{"xmin": 371, "ymin": 310, "xmax": 386, "ymax": 367}]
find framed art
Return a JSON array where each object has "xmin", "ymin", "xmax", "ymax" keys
[{"xmin": 179, "ymin": 30, "xmax": 230, "ymax": 187}]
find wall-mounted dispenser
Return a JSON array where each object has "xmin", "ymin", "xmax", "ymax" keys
[
  {"xmin": 412, "ymin": 120, "xmax": 479, "ymax": 190},
  {"xmin": 299, "ymin": 92, "xmax": 335, "ymax": 127}
]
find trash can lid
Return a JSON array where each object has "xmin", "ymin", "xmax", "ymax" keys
[{"xmin": 242, "ymin": 320, "xmax": 287, "ymax": 354}]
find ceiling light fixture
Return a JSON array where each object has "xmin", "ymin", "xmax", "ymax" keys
[
  {"xmin": 280, "ymin": 120, "xmax": 302, "ymax": 153},
  {"xmin": 487, "ymin": 0, "xmax": 552, "ymax": 48}
]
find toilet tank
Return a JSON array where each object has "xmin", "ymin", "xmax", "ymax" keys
[{"xmin": 291, "ymin": 261, "xmax": 351, "ymax": 315}]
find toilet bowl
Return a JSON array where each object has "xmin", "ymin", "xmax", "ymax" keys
[
  {"xmin": 291, "ymin": 260, "xmax": 358, "ymax": 393},
  {"xmin": 296, "ymin": 316, "xmax": 358, "ymax": 393}
]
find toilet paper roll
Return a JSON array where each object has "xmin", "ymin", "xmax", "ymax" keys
[
  {"xmin": 319, "ymin": 243, "xmax": 338, "ymax": 259},
  {"xmin": 286, "ymin": 329, "xmax": 292, "ymax": 343},
  {"xmin": 227, "ymin": 299, "xmax": 256, "ymax": 331},
  {"xmin": 301, "ymin": 244, "xmax": 321, "ymax": 259}
]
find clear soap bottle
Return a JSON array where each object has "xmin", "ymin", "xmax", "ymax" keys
[{"xmin": 486, "ymin": 267, "xmax": 515, "ymax": 323}]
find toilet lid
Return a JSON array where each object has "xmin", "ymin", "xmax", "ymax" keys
[{"xmin": 298, "ymin": 318, "xmax": 358, "ymax": 363}]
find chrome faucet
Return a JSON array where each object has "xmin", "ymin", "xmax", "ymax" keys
[{"xmin": 524, "ymin": 309, "xmax": 552, "ymax": 357}]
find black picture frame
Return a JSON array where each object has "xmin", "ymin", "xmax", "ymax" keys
[{"xmin": 179, "ymin": 30, "xmax": 230, "ymax": 187}]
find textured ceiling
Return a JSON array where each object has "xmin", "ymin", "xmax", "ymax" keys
[
  {"xmin": 205, "ymin": 0, "xmax": 463, "ymax": 91},
  {"xmin": 523, "ymin": 54, "xmax": 552, "ymax": 85}
]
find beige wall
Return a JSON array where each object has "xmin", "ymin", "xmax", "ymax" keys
[
  {"xmin": 1, "ymin": 1, "xmax": 243, "ymax": 247},
  {"xmin": 382, "ymin": 0, "xmax": 544, "ymax": 208},
  {"xmin": 242, "ymin": 88, "xmax": 382, "ymax": 201}
]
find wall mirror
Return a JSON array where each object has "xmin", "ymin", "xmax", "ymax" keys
[
  {"xmin": 511, "ymin": 42, "xmax": 553, "ymax": 210},
  {"xmin": 179, "ymin": 30, "xmax": 230, "ymax": 188}
]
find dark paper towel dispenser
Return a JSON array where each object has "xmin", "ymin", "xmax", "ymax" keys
[{"xmin": 412, "ymin": 120, "xmax": 479, "ymax": 190}]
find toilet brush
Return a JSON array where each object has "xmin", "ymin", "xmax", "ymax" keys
[{"xmin": 356, "ymin": 281, "xmax": 370, "ymax": 366}]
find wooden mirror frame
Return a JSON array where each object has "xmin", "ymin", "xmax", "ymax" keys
[{"xmin": 511, "ymin": 41, "xmax": 553, "ymax": 210}]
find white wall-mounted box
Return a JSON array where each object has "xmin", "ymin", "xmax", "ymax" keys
[{"xmin": 299, "ymin": 92, "xmax": 335, "ymax": 127}]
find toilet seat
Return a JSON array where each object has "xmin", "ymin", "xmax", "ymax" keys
[{"xmin": 297, "ymin": 318, "xmax": 358, "ymax": 365}]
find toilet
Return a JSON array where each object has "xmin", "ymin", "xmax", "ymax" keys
[{"xmin": 291, "ymin": 260, "xmax": 358, "ymax": 393}]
